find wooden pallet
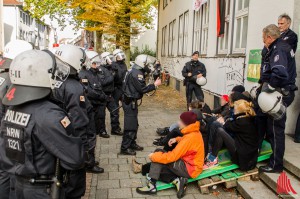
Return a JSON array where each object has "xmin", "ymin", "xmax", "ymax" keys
[{"xmin": 197, "ymin": 168, "xmax": 259, "ymax": 194}]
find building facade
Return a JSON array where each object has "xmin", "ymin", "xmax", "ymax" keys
[
  {"xmin": 3, "ymin": 0, "xmax": 50, "ymax": 50},
  {"xmin": 157, "ymin": 0, "xmax": 300, "ymax": 134},
  {"xmin": 0, "ymin": 0, "xmax": 4, "ymax": 53}
]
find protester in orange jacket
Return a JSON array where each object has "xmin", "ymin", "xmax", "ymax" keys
[{"xmin": 136, "ymin": 111, "xmax": 204, "ymax": 198}]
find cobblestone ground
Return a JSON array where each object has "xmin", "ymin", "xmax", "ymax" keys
[{"xmin": 83, "ymin": 86, "xmax": 241, "ymax": 199}]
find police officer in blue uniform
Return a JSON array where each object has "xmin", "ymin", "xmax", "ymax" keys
[
  {"xmin": 98, "ymin": 52, "xmax": 122, "ymax": 137},
  {"xmin": 257, "ymin": 24, "xmax": 297, "ymax": 173},
  {"xmin": 120, "ymin": 55, "xmax": 161, "ymax": 155},
  {"xmin": 0, "ymin": 40, "xmax": 34, "ymax": 199},
  {"xmin": 52, "ymin": 45, "xmax": 90, "ymax": 199},
  {"xmin": 79, "ymin": 61, "xmax": 105, "ymax": 173},
  {"xmin": 278, "ymin": 14, "xmax": 298, "ymax": 53},
  {"xmin": 182, "ymin": 51, "xmax": 206, "ymax": 110},
  {"xmin": 0, "ymin": 50, "xmax": 84, "ymax": 199}
]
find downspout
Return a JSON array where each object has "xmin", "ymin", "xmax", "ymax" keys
[{"xmin": 156, "ymin": 0, "xmax": 160, "ymax": 58}]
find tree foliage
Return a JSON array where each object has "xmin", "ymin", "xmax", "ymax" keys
[{"xmin": 24, "ymin": 0, "xmax": 157, "ymax": 50}]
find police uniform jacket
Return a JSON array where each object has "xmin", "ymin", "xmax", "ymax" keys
[
  {"xmin": 281, "ymin": 28, "xmax": 298, "ymax": 53},
  {"xmin": 112, "ymin": 61, "xmax": 127, "ymax": 88},
  {"xmin": 79, "ymin": 68, "xmax": 106, "ymax": 105},
  {"xmin": 99, "ymin": 65, "xmax": 115, "ymax": 94},
  {"xmin": 123, "ymin": 66, "xmax": 156, "ymax": 100},
  {"xmin": 52, "ymin": 77, "xmax": 89, "ymax": 148},
  {"xmin": 182, "ymin": 60, "xmax": 206, "ymax": 84},
  {"xmin": 259, "ymin": 38, "xmax": 297, "ymax": 90},
  {"xmin": 0, "ymin": 100, "xmax": 84, "ymax": 177}
]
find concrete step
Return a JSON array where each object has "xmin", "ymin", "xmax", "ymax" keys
[
  {"xmin": 259, "ymin": 170, "xmax": 300, "ymax": 198},
  {"xmin": 237, "ymin": 180, "xmax": 278, "ymax": 199},
  {"xmin": 284, "ymin": 135, "xmax": 300, "ymax": 178}
]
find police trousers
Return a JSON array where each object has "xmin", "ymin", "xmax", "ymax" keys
[
  {"xmin": 94, "ymin": 95, "xmax": 121, "ymax": 134},
  {"xmin": 86, "ymin": 107, "xmax": 97, "ymax": 166},
  {"xmin": 64, "ymin": 168, "xmax": 86, "ymax": 199},
  {"xmin": 0, "ymin": 170, "xmax": 10, "ymax": 199},
  {"xmin": 186, "ymin": 82, "xmax": 204, "ymax": 104},
  {"xmin": 121, "ymin": 100, "xmax": 139, "ymax": 150},
  {"xmin": 257, "ymin": 91, "xmax": 295, "ymax": 170}
]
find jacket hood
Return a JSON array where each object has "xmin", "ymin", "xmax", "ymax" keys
[{"xmin": 181, "ymin": 121, "xmax": 200, "ymax": 135}]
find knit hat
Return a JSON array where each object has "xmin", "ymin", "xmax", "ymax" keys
[
  {"xmin": 221, "ymin": 95, "xmax": 229, "ymax": 103},
  {"xmin": 232, "ymin": 85, "xmax": 245, "ymax": 93},
  {"xmin": 180, "ymin": 112, "xmax": 197, "ymax": 126}
]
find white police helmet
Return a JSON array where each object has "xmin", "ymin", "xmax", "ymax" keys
[
  {"xmin": 0, "ymin": 40, "xmax": 33, "ymax": 69},
  {"xmin": 54, "ymin": 44, "xmax": 90, "ymax": 74},
  {"xmin": 196, "ymin": 77, "xmax": 207, "ymax": 86},
  {"xmin": 113, "ymin": 49, "xmax": 126, "ymax": 61},
  {"xmin": 135, "ymin": 54, "xmax": 156, "ymax": 69},
  {"xmin": 2, "ymin": 50, "xmax": 53, "ymax": 106},
  {"xmin": 100, "ymin": 52, "xmax": 113, "ymax": 65},
  {"xmin": 86, "ymin": 50, "xmax": 101, "ymax": 66},
  {"xmin": 258, "ymin": 91, "xmax": 286, "ymax": 120}
]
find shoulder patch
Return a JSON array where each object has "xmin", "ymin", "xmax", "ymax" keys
[
  {"xmin": 274, "ymin": 55, "xmax": 280, "ymax": 62},
  {"xmin": 290, "ymin": 49, "xmax": 295, "ymax": 58},
  {"xmin": 80, "ymin": 95, "xmax": 85, "ymax": 102},
  {"xmin": 0, "ymin": 77, "xmax": 6, "ymax": 86},
  {"xmin": 61, "ymin": 116, "xmax": 71, "ymax": 128},
  {"xmin": 81, "ymin": 79, "xmax": 88, "ymax": 83},
  {"xmin": 53, "ymin": 81, "xmax": 63, "ymax": 88}
]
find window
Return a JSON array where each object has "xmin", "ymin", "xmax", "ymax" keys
[
  {"xmin": 233, "ymin": 0, "xmax": 249, "ymax": 53},
  {"xmin": 218, "ymin": 0, "xmax": 231, "ymax": 54},
  {"xmin": 161, "ymin": 25, "xmax": 167, "ymax": 57},
  {"xmin": 178, "ymin": 14, "xmax": 184, "ymax": 56},
  {"xmin": 168, "ymin": 19, "xmax": 176, "ymax": 56},
  {"xmin": 183, "ymin": 11, "xmax": 189, "ymax": 56},
  {"xmin": 193, "ymin": 10, "xmax": 201, "ymax": 52},
  {"xmin": 163, "ymin": 0, "xmax": 168, "ymax": 9},
  {"xmin": 200, "ymin": 3, "xmax": 209, "ymax": 54},
  {"xmin": 178, "ymin": 11, "xmax": 189, "ymax": 56}
]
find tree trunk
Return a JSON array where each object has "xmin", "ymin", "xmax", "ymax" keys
[{"xmin": 95, "ymin": 31, "xmax": 103, "ymax": 53}]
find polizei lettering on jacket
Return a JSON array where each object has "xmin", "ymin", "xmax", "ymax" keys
[{"xmin": 4, "ymin": 110, "xmax": 31, "ymax": 127}]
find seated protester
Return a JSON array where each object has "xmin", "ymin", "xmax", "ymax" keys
[
  {"xmin": 211, "ymin": 95, "xmax": 230, "ymax": 118},
  {"xmin": 156, "ymin": 100, "xmax": 211, "ymax": 136},
  {"xmin": 153, "ymin": 100, "xmax": 210, "ymax": 151},
  {"xmin": 203, "ymin": 99, "xmax": 259, "ymax": 171},
  {"xmin": 135, "ymin": 112, "xmax": 205, "ymax": 198}
]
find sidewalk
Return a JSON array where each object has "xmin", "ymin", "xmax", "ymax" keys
[{"xmin": 83, "ymin": 86, "xmax": 241, "ymax": 199}]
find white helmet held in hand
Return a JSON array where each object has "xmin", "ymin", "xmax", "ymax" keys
[
  {"xmin": 196, "ymin": 76, "xmax": 207, "ymax": 86},
  {"xmin": 135, "ymin": 54, "xmax": 156, "ymax": 69},
  {"xmin": 3, "ymin": 50, "xmax": 53, "ymax": 106},
  {"xmin": 100, "ymin": 52, "xmax": 113, "ymax": 65},
  {"xmin": 113, "ymin": 49, "xmax": 126, "ymax": 61},
  {"xmin": 54, "ymin": 44, "xmax": 91, "ymax": 74},
  {"xmin": 258, "ymin": 91, "xmax": 286, "ymax": 120},
  {"xmin": 1, "ymin": 40, "xmax": 33, "ymax": 69}
]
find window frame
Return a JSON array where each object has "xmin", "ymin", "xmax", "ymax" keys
[
  {"xmin": 218, "ymin": 0, "xmax": 232, "ymax": 55},
  {"xmin": 177, "ymin": 14, "xmax": 184, "ymax": 56},
  {"xmin": 168, "ymin": 19, "xmax": 176, "ymax": 57},
  {"xmin": 193, "ymin": 10, "xmax": 201, "ymax": 53},
  {"xmin": 161, "ymin": 25, "xmax": 168, "ymax": 57},
  {"xmin": 200, "ymin": 2, "xmax": 209, "ymax": 55},
  {"xmin": 232, "ymin": 0, "xmax": 249, "ymax": 54},
  {"xmin": 182, "ymin": 11, "xmax": 189, "ymax": 56}
]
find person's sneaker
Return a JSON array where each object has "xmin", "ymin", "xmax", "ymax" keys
[
  {"xmin": 120, "ymin": 148, "xmax": 136, "ymax": 156},
  {"xmin": 99, "ymin": 131, "xmax": 110, "ymax": 138},
  {"xmin": 153, "ymin": 137, "xmax": 165, "ymax": 146},
  {"xmin": 132, "ymin": 157, "xmax": 142, "ymax": 174},
  {"xmin": 136, "ymin": 180, "xmax": 157, "ymax": 195},
  {"xmin": 203, "ymin": 156, "xmax": 218, "ymax": 170},
  {"xmin": 130, "ymin": 143, "xmax": 144, "ymax": 151},
  {"xmin": 156, "ymin": 127, "xmax": 169, "ymax": 136},
  {"xmin": 172, "ymin": 177, "xmax": 188, "ymax": 198}
]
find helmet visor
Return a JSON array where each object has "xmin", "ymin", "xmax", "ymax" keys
[
  {"xmin": 54, "ymin": 57, "xmax": 70, "ymax": 81},
  {"xmin": 116, "ymin": 52, "xmax": 126, "ymax": 61}
]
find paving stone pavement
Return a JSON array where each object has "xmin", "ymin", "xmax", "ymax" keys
[{"xmin": 83, "ymin": 87, "xmax": 241, "ymax": 199}]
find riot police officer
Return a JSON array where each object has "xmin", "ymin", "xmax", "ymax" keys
[
  {"xmin": 0, "ymin": 49, "xmax": 84, "ymax": 199},
  {"xmin": 121, "ymin": 54, "xmax": 161, "ymax": 155},
  {"xmin": 257, "ymin": 24, "xmax": 297, "ymax": 173},
  {"xmin": 112, "ymin": 49, "xmax": 128, "ymax": 122},
  {"xmin": 278, "ymin": 14, "xmax": 298, "ymax": 53},
  {"xmin": 182, "ymin": 51, "xmax": 207, "ymax": 110},
  {"xmin": 53, "ymin": 44, "xmax": 90, "ymax": 198},
  {"xmin": 0, "ymin": 40, "xmax": 33, "ymax": 199},
  {"xmin": 80, "ymin": 50, "xmax": 105, "ymax": 172},
  {"xmin": 98, "ymin": 52, "xmax": 122, "ymax": 137}
]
